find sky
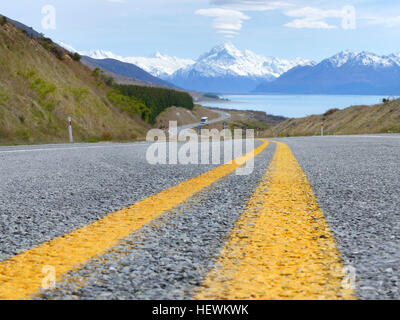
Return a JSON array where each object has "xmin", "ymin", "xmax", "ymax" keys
[{"xmin": 2, "ymin": 0, "xmax": 400, "ymax": 61}]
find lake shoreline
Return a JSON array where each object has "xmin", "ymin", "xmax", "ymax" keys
[{"xmin": 199, "ymin": 94, "xmax": 390, "ymax": 118}]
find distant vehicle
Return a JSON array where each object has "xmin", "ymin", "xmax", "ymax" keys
[{"xmin": 201, "ymin": 117, "xmax": 209, "ymax": 125}]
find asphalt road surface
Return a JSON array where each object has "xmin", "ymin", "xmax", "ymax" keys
[{"xmin": 0, "ymin": 135, "xmax": 399, "ymax": 300}]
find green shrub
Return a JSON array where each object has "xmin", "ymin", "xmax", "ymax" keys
[
  {"xmin": 92, "ymin": 68, "xmax": 103, "ymax": 79},
  {"xmin": 92, "ymin": 68, "xmax": 115, "ymax": 86},
  {"xmin": 104, "ymin": 76, "xmax": 114, "ymax": 87},
  {"xmin": 382, "ymin": 98, "xmax": 390, "ymax": 104},
  {"xmin": 16, "ymin": 129, "xmax": 31, "ymax": 140},
  {"xmin": 30, "ymin": 77, "xmax": 56, "ymax": 99},
  {"xmin": 0, "ymin": 16, "xmax": 7, "ymax": 26},
  {"xmin": 69, "ymin": 87, "xmax": 89, "ymax": 102},
  {"xmin": 71, "ymin": 52, "xmax": 81, "ymax": 61},
  {"xmin": 204, "ymin": 93, "xmax": 220, "ymax": 99},
  {"xmin": 107, "ymin": 90, "xmax": 150, "ymax": 122}
]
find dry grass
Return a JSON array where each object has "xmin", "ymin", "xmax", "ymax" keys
[
  {"xmin": 0, "ymin": 22, "xmax": 150, "ymax": 145},
  {"xmin": 263, "ymin": 99, "xmax": 400, "ymax": 137}
]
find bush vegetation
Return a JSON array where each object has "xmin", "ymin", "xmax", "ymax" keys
[
  {"xmin": 203, "ymin": 93, "xmax": 220, "ymax": 99},
  {"xmin": 92, "ymin": 68, "xmax": 194, "ymax": 124},
  {"xmin": 113, "ymin": 84, "xmax": 194, "ymax": 123},
  {"xmin": 71, "ymin": 52, "xmax": 81, "ymax": 62},
  {"xmin": 0, "ymin": 16, "xmax": 7, "ymax": 26},
  {"xmin": 106, "ymin": 90, "xmax": 150, "ymax": 122}
]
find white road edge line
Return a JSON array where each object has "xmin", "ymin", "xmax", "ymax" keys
[{"xmin": 0, "ymin": 143, "xmax": 148, "ymax": 154}]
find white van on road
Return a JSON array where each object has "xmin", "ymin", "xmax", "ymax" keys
[{"xmin": 200, "ymin": 117, "xmax": 209, "ymax": 125}]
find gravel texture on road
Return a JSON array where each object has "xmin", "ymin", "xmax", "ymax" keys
[
  {"xmin": 0, "ymin": 141, "xmax": 259, "ymax": 262},
  {"xmin": 38, "ymin": 143, "xmax": 275, "ymax": 300},
  {"xmin": 278, "ymin": 135, "xmax": 400, "ymax": 300},
  {"xmin": 2, "ymin": 135, "xmax": 399, "ymax": 300}
]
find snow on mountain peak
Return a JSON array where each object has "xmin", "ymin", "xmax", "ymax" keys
[
  {"xmin": 81, "ymin": 49, "xmax": 123, "ymax": 61},
  {"xmin": 81, "ymin": 50, "xmax": 195, "ymax": 78},
  {"xmin": 180, "ymin": 42, "xmax": 313, "ymax": 79},
  {"xmin": 125, "ymin": 54, "xmax": 195, "ymax": 78},
  {"xmin": 327, "ymin": 50, "xmax": 357, "ymax": 67},
  {"xmin": 326, "ymin": 50, "xmax": 400, "ymax": 68},
  {"xmin": 69, "ymin": 41, "xmax": 312, "ymax": 81}
]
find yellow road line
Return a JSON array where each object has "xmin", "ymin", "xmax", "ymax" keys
[
  {"xmin": 0, "ymin": 141, "xmax": 269, "ymax": 300},
  {"xmin": 195, "ymin": 141, "xmax": 355, "ymax": 300}
]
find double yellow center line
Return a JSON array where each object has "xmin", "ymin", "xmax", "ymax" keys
[
  {"xmin": 0, "ymin": 141, "xmax": 269, "ymax": 300},
  {"xmin": 195, "ymin": 142, "xmax": 354, "ymax": 300},
  {"xmin": 0, "ymin": 140, "xmax": 354, "ymax": 300}
]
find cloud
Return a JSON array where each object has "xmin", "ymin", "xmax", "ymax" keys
[
  {"xmin": 198, "ymin": 1, "xmax": 355, "ymax": 36},
  {"xmin": 196, "ymin": 8, "xmax": 250, "ymax": 35},
  {"xmin": 211, "ymin": 0, "xmax": 292, "ymax": 11},
  {"xmin": 284, "ymin": 6, "xmax": 344, "ymax": 29},
  {"xmin": 285, "ymin": 19, "xmax": 337, "ymax": 29},
  {"xmin": 197, "ymin": 1, "xmax": 290, "ymax": 37}
]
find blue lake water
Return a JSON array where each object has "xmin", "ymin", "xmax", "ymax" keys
[{"xmin": 199, "ymin": 94, "xmax": 391, "ymax": 118}]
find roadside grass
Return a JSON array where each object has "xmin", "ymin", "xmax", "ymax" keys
[
  {"xmin": 0, "ymin": 22, "xmax": 150, "ymax": 145},
  {"xmin": 263, "ymin": 99, "xmax": 400, "ymax": 137}
]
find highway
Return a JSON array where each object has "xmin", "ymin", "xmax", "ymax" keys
[
  {"xmin": 176, "ymin": 109, "xmax": 231, "ymax": 133},
  {"xmin": 0, "ymin": 135, "xmax": 399, "ymax": 300}
]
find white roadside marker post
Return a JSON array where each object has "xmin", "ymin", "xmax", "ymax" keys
[
  {"xmin": 68, "ymin": 117, "xmax": 73, "ymax": 143},
  {"xmin": 321, "ymin": 121, "xmax": 324, "ymax": 137}
]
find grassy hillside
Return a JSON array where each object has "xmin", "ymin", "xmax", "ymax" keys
[
  {"xmin": 0, "ymin": 20, "xmax": 152, "ymax": 144},
  {"xmin": 263, "ymin": 98, "xmax": 400, "ymax": 137}
]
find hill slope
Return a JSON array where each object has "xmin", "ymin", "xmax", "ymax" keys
[
  {"xmin": 82, "ymin": 50, "xmax": 195, "ymax": 79},
  {"xmin": 0, "ymin": 19, "xmax": 150, "ymax": 144},
  {"xmin": 263, "ymin": 98, "xmax": 400, "ymax": 137},
  {"xmin": 81, "ymin": 56, "xmax": 175, "ymax": 88}
]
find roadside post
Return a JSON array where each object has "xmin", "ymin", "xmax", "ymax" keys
[
  {"xmin": 321, "ymin": 116, "xmax": 327, "ymax": 137},
  {"xmin": 223, "ymin": 121, "xmax": 227, "ymax": 130},
  {"xmin": 68, "ymin": 117, "xmax": 73, "ymax": 143}
]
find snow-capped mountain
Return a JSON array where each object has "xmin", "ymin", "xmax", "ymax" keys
[
  {"xmin": 58, "ymin": 40, "xmax": 400, "ymax": 94},
  {"xmin": 125, "ymin": 53, "xmax": 195, "ymax": 78},
  {"xmin": 323, "ymin": 50, "xmax": 400, "ymax": 68},
  {"xmin": 167, "ymin": 42, "xmax": 313, "ymax": 93},
  {"xmin": 64, "ymin": 42, "xmax": 312, "ymax": 93},
  {"xmin": 255, "ymin": 50, "xmax": 400, "ymax": 94},
  {"xmin": 80, "ymin": 50, "xmax": 194, "ymax": 78},
  {"xmin": 177, "ymin": 42, "xmax": 311, "ymax": 78}
]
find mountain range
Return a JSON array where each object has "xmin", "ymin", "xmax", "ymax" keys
[
  {"xmin": 81, "ymin": 43, "xmax": 312, "ymax": 94},
  {"xmin": 255, "ymin": 50, "xmax": 400, "ymax": 95},
  {"xmin": 80, "ymin": 49, "xmax": 194, "ymax": 79},
  {"xmin": 81, "ymin": 56, "xmax": 174, "ymax": 88},
  {"xmin": 72, "ymin": 43, "xmax": 400, "ymax": 95},
  {"xmin": 166, "ymin": 43, "xmax": 312, "ymax": 93}
]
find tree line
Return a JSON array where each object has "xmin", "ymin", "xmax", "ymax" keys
[{"xmin": 113, "ymin": 84, "xmax": 194, "ymax": 123}]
